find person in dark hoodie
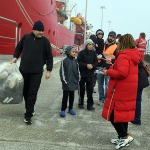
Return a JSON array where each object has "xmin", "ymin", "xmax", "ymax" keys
[
  {"xmin": 95, "ymin": 29, "xmax": 104, "ymax": 56},
  {"xmin": 59, "ymin": 46, "xmax": 80, "ymax": 117},
  {"xmin": 131, "ymin": 60, "xmax": 149, "ymax": 125},
  {"xmin": 77, "ymin": 39, "xmax": 98, "ymax": 111},
  {"xmin": 11, "ymin": 20, "xmax": 53, "ymax": 125}
]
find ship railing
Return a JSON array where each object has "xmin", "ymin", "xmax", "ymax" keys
[
  {"xmin": 0, "ymin": 16, "xmax": 18, "ymax": 46},
  {"xmin": 51, "ymin": 38, "xmax": 65, "ymax": 57},
  {"xmin": 55, "ymin": 0, "xmax": 66, "ymax": 3},
  {"xmin": 146, "ymin": 39, "xmax": 150, "ymax": 55},
  {"xmin": 145, "ymin": 39, "xmax": 150, "ymax": 63}
]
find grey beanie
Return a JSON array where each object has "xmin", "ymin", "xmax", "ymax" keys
[
  {"xmin": 84, "ymin": 39, "xmax": 93, "ymax": 48},
  {"xmin": 65, "ymin": 45, "xmax": 74, "ymax": 55},
  {"xmin": 108, "ymin": 31, "xmax": 116, "ymax": 38}
]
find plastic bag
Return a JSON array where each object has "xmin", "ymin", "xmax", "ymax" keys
[{"xmin": 0, "ymin": 62, "xmax": 23, "ymax": 104}]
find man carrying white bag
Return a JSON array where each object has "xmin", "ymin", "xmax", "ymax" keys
[{"xmin": 0, "ymin": 62, "xmax": 23, "ymax": 104}]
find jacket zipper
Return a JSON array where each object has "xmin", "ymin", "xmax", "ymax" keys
[{"xmin": 106, "ymin": 88, "xmax": 115, "ymax": 120}]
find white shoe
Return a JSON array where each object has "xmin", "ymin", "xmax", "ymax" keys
[
  {"xmin": 115, "ymin": 138, "xmax": 129, "ymax": 149},
  {"xmin": 111, "ymin": 138, "xmax": 120, "ymax": 145},
  {"xmin": 111, "ymin": 135, "xmax": 134, "ymax": 145},
  {"xmin": 127, "ymin": 135, "xmax": 134, "ymax": 143}
]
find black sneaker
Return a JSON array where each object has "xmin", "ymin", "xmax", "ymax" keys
[
  {"xmin": 87, "ymin": 106, "xmax": 95, "ymax": 111},
  {"xmin": 78, "ymin": 104, "xmax": 84, "ymax": 109},
  {"xmin": 24, "ymin": 117, "xmax": 32, "ymax": 125}
]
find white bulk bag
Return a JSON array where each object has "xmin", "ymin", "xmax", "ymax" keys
[{"xmin": 0, "ymin": 62, "xmax": 23, "ymax": 104}]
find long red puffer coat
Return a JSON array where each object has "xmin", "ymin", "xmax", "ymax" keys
[{"xmin": 102, "ymin": 48, "xmax": 140, "ymax": 122}]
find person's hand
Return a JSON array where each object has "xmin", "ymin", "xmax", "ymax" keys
[
  {"xmin": 95, "ymin": 44, "xmax": 98, "ymax": 47},
  {"xmin": 106, "ymin": 58, "xmax": 112, "ymax": 64},
  {"xmin": 45, "ymin": 71, "xmax": 51, "ymax": 80},
  {"xmin": 97, "ymin": 54, "xmax": 102, "ymax": 59},
  {"xmin": 87, "ymin": 64, "xmax": 93, "ymax": 70},
  {"xmin": 10, "ymin": 58, "xmax": 17, "ymax": 64}
]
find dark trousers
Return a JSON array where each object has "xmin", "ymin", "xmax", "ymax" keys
[
  {"xmin": 21, "ymin": 71, "xmax": 42, "ymax": 118},
  {"xmin": 61, "ymin": 90, "xmax": 74, "ymax": 111},
  {"xmin": 79, "ymin": 77, "xmax": 94, "ymax": 108},
  {"xmin": 93, "ymin": 74, "xmax": 97, "ymax": 87},
  {"xmin": 110, "ymin": 110, "xmax": 128, "ymax": 138},
  {"xmin": 134, "ymin": 88, "xmax": 143, "ymax": 123}
]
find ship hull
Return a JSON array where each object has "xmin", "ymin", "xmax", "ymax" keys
[{"xmin": 0, "ymin": 0, "xmax": 75, "ymax": 56}]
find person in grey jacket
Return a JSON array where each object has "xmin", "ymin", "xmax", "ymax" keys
[{"xmin": 59, "ymin": 46, "xmax": 80, "ymax": 117}]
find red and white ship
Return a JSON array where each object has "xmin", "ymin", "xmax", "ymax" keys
[{"xmin": 0, "ymin": 0, "xmax": 93, "ymax": 56}]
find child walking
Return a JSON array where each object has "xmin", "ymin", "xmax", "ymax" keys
[{"xmin": 59, "ymin": 46, "xmax": 80, "ymax": 117}]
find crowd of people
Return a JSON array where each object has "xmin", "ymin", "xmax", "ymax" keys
[
  {"xmin": 58, "ymin": 29, "xmax": 149, "ymax": 149},
  {"xmin": 10, "ymin": 20, "xmax": 149, "ymax": 150}
]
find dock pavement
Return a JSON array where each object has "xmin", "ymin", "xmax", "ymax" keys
[{"xmin": 0, "ymin": 57, "xmax": 150, "ymax": 150}]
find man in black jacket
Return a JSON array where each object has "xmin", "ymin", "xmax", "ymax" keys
[
  {"xmin": 77, "ymin": 39, "xmax": 98, "ymax": 110},
  {"xmin": 11, "ymin": 20, "xmax": 53, "ymax": 124}
]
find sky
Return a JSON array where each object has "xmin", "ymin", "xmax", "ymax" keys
[{"xmin": 71, "ymin": 0, "xmax": 150, "ymax": 40}]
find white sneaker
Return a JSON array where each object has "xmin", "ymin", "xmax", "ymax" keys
[
  {"xmin": 111, "ymin": 138, "xmax": 120, "ymax": 145},
  {"xmin": 127, "ymin": 135, "xmax": 134, "ymax": 143},
  {"xmin": 111, "ymin": 135, "xmax": 134, "ymax": 145},
  {"xmin": 115, "ymin": 138, "xmax": 129, "ymax": 149}
]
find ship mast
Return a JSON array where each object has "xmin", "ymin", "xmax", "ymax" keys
[
  {"xmin": 84, "ymin": 0, "xmax": 87, "ymax": 42},
  {"xmin": 63, "ymin": 0, "xmax": 71, "ymax": 29}
]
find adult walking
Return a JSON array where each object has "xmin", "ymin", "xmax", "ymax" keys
[{"xmin": 11, "ymin": 20, "xmax": 53, "ymax": 125}]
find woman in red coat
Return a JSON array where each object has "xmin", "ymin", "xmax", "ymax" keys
[{"xmin": 102, "ymin": 34, "xmax": 140, "ymax": 150}]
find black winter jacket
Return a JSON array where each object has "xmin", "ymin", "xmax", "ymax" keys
[
  {"xmin": 95, "ymin": 38, "xmax": 104, "ymax": 55},
  {"xmin": 77, "ymin": 49, "xmax": 98, "ymax": 78},
  {"xmin": 138, "ymin": 60, "xmax": 149, "ymax": 89},
  {"xmin": 13, "ymin": 33, "xmax": 53, "ymax": 73},
  {"xmin": 59, "ymin": 56, "xmax": 80, "ymax": 91}
]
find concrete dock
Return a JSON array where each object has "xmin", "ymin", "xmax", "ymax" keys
[{"xmin": 0, "ymin": 58, "xmax": 150, "ymax": 150}]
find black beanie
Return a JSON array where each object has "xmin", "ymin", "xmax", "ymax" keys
[
  {"xmin": 96, "ymin": 29, "xmax": 104, "ymax": 38},
  {"xmin": 108, "ymin": 31, "xmax": 116, "ymax": 38},
  {"xmin": 32, "ymin": 21, "xmax": 44, "ymax": 31}
]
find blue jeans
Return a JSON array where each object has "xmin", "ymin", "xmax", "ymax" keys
[
  {"xmin": 97, "ymin": 73, "xmax": 109, "ymax": 102},
  {"xmin": 134, "ymin": 88, "xmax": 143, "ymax": 124}
]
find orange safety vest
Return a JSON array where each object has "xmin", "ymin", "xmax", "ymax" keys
[{"xmin": 103, "ymin": 44, "xmax": 117, "ymax": 64}]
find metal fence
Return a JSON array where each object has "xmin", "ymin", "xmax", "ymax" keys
[
  {"xmin": 146, "ymin": 39, "xmax": 150, "ymax": 55},
  {"xmin": 145, "ymin": 39, "xmax": 150, "ymax": 62}
]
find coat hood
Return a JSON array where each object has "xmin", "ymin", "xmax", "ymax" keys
[{"xmin": 118, "ymin": 48, "xmax": 140, "ymax": 65}]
